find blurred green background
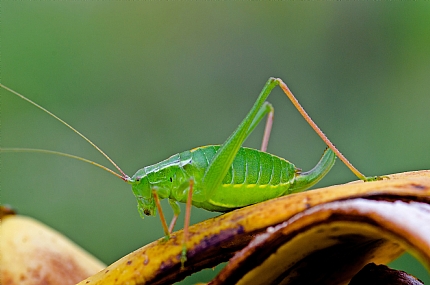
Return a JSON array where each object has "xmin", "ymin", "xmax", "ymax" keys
[{"xmin": 1, "ymin": 2, "xmax": 429, "ymax": 284}]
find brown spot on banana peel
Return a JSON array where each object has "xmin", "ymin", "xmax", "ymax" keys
[
  {"xmin": 0, "ymin": 205, "xmax": 17, "ymax": 218},
  {"xmin": 78, "ymin": 170, "xmax": 430, "ymax": 285}
]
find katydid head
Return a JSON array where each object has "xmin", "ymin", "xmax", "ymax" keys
[
  {"xmin": 128, "ymin": 153, "xmax": 193, "ymax": 218},
  {"xmin": 129, "ymin": 167, "xmax": 176, "ymax": 218},
  {"xmin": 129, "ymin": 169, "xmax": 159, "ymax": 217}
]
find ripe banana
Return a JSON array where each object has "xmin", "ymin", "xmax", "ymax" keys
[{"xmin": 0, "ymin": 210, "xmax": 105, "ymax": 285}]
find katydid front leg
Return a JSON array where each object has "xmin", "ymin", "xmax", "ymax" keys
[
  {"xmin": 152, "ymin": 191, "xmax": 183, "ymax": 239},
  {"xmin": 152, "ymin": 189, "xmax": 170, "ymax": 239}
]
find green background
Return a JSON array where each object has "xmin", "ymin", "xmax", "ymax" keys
[{"xmin": 1, "ymin": 2, "xmax": 429, "ymax": 284}]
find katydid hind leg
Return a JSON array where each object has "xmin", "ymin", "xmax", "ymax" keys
[
  {"xmin": 202, "ymin": 78, "xmax": 279, "ymax": 198},
  {"xmin": 243, "ymin": 101, "xmax": 275, "ymax": 152},
  {"xmin": 244, "ymin": 101, "xmax": 274, "ymax": 144},
  {"xmin": 275, "ymin": 78, "xmax": 380, "ymax": 181},
  {"xmin": 260, "ymin": 102, "xmax": 274, "ymax": 152}
]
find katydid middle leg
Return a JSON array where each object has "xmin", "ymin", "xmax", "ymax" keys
[
  {"xmin": 168, "ymin": 197, "xmax": 184, "ymax": 232},
  {"xmin": 181, "ymin": 178, "xmax": 194, "ymax": 267},
  {"xmin": 153, "ymin": 179, "xmax": 194, "ymax": 266}
]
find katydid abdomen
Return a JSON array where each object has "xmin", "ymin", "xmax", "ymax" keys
[{"xmin": 130, "ymin": 145, "xmax": 335, "ymax": 214}]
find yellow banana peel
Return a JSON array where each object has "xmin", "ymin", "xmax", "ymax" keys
[
  {"xmin": 78, "ymin": 170, "xmax": 430, "ymax": 285},
  {"xmin": 0, "ymin": 211, "xmax": 105, "ymax": 285}
]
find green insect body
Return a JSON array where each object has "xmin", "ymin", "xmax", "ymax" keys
[
  {"xmin": 130, "ymin": 145, "xmax": 335, "ymax": 216},
  {"xmin": 1, "ymin": 77, "xmax": 377, "ymax": 267}
]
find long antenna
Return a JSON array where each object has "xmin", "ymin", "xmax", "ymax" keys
[
  {"xmin": 276, "ymin": 78, "xmax": 377, "ymax": 182},
  {"xmin": 0, "ymin": 148, "xmax": 124, "ymax": 180},
  {"xmin": 1, "ymin": 84, "xmax": 129, "ymax": 181}
]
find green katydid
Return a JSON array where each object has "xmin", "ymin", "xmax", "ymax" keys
[{"xmin": 0, "ymin": 77, "xmax": 381, "ymax": 266}]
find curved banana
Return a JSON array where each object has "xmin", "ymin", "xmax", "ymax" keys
[{"xmin": 78, "ymin": 170, "xmax": 430, "ymax": 284}]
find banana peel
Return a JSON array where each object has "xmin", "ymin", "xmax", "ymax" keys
[
  {"xmin": 348, "ymin": 263, "xmax": 424, "ymax": 284},
  {"xmin": 0, "ymin": 210, "xmax": 105, "ymax": 285},
  {"xmin": 210, "ymin": 190, "xmax": 430, "ymax": 284},
  {"xmin": 78, "ymin": 170, "xmax": 430, "ymax": 285}
]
